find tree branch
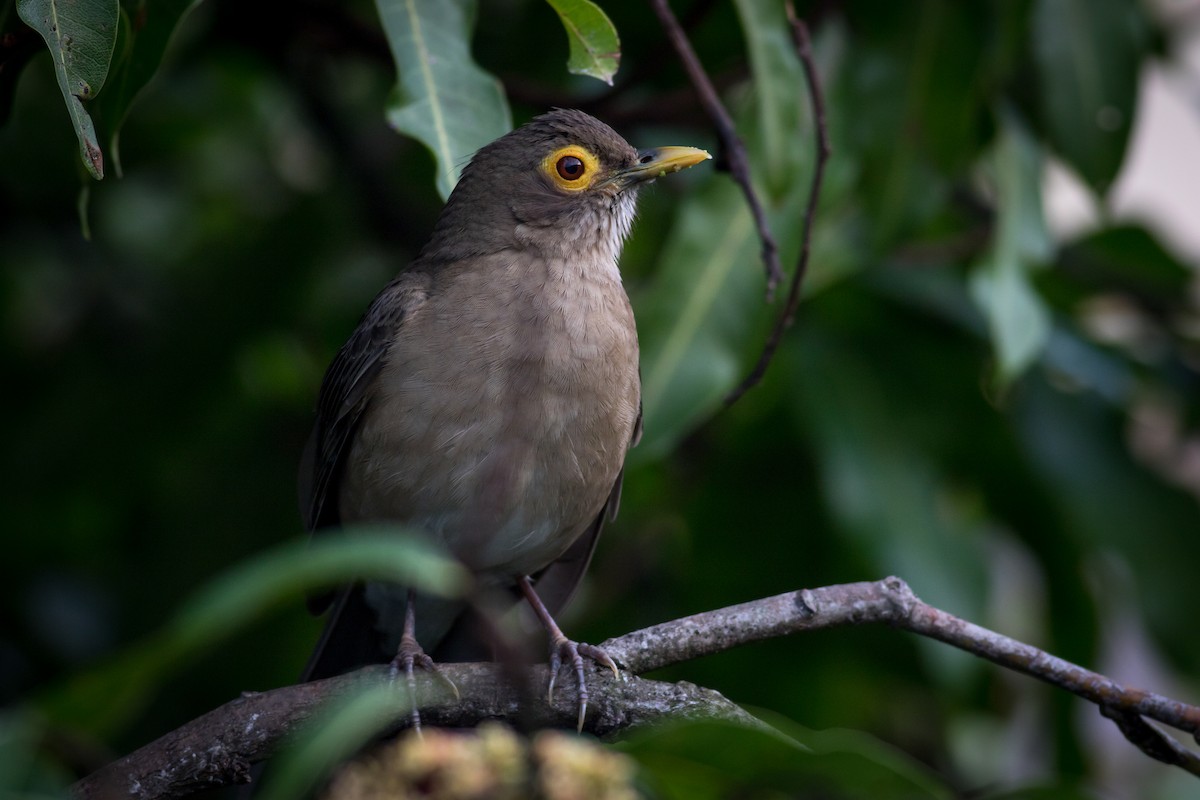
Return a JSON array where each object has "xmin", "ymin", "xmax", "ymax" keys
[
  {"xmin": 73, "ymin": 577, "xmax": 1200, "ymax": 799},
  {"xmin": 71, "ymin": 665, "xmax": 760, "ymax": 800},
  {"xmin": 724, "ymin": 3, "xmax": 831, "ymax": 406},
  {"xmin": 603, "ymin": 577, "xmax": 1200, "ymax": 775},
  {"xmin": 649, "ymin": 0, "xmax": 783, "ymax": 297}
]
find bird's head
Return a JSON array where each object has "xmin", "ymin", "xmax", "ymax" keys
[{"xmin": 421, "ymin": 109, "xmax": 710, "ymax": 265}]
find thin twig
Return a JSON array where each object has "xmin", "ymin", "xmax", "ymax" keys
[
  {"xmin": 1100, "ymin": 706, "xmax": 1200, "ymax": 776},
  {"xmin": 725, "ymin": 4, "xmax": 831, "ymax": 406},
  {"xmin": 648, "ymin": 0, "xmax": 783, "ymax": 297},
  {"xmin": 603, "ymin": 577, "xmax": 1200, "ymax": 775}
]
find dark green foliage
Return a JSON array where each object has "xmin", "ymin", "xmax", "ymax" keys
[{"xmin": 2, "ymin": 0, "xmax": 1196, "ymax": 796}]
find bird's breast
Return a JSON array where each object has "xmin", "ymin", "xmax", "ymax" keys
[{"xmin": 340, "ymin": 252, "xmax": 640, "ymax": 578}]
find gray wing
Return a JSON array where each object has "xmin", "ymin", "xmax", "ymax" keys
[{"xmin": 298, "ymin": 272, "xmax": 430, "ymax": 533}]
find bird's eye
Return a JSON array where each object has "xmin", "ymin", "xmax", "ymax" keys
[
  {"xmin": 556, "ymin": 155, "xmax": 586, "ymax": 181},
  {"xmin": 543, "ymin": 146, "xmax": 599, "ymax": 192}
]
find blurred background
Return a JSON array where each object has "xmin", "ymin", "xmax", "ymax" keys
[{"xmin": 3, "ymin": 0, "xmax": 1199, "ymax": 797}]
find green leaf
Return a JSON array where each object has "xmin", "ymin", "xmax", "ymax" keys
[
  {"xmin": 168, "ymin": 526, "xmax": 468, "ymax": 652},
  {"xmin": 970, "ymin": 109, "xmax": 1053, "ymax": 384},
  {"xmin": 634, "ymin": 179, "xmax": 761, "ymax": 461},
  {"xmin": 95, "ymin": 0, "xmax": 203, "ymax": 177},
  {"xmin": 789, "ymin": 331, "xmax": 988, "ymax": 633},
  {"xmin": 731, "ymin": 0, "xmax": 807, "ymax": 200},
  {"xmin": 544, "ymin": 0, "xmax": 620, "ymax": 85},
  {"xmin": 633, "ymin": 85, "xmax": 863, "ymax": 460},
  {"xmin": 17, "ymin": 0, "xmax": 119, "ymax": 178},
  {"xmin": 837, "ymin": 3, "xmax": 991, "ymax": 249},
  {"xmin": 375, "ymin": 0, "xmax": 512, "ymax": 200},
  {"xmin": 1061, "ymin": 224, "xmax": 1193, "ymax": 301},
  {"xmin": 0, "ymin": 711, "xmax": 72, "ymax": 797},
  {"xmin": 1014, "ymin": 376, "xmax": 1200, "ymax": 671},
  {"xmin": 36, "ymin": 530, "xmax": 467, "ymax": 737},
  {"xmin": 621, "ymin": 717, "xmax": 954, "ymax": 799},
  {"xmin": 261, "ymin": 682, "xmax": 408, "ymax": 800},
  {"xmin": 1032, "ymin": 0, "xmax": 1150, "ymax": 193},
  {"xmin": 0, "ymin": 9, "xmax": 45, "ymax": 126}
]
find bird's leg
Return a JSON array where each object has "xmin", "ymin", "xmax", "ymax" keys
[
  {"xmin": 518, "ymin": 575, "xmax": 619, "ymax": 732},
  {"xmin": 388, "ymin": 588, "xmax": 459, "ymax": 733}
]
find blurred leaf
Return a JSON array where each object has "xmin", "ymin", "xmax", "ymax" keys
[
  {"xmin": 1014, "ymin": 377, "xmax": 1200, "ymax": 669},
  {"xmin": 635, "ymin": 179, "xmax": 760, "ymax": 461},
  {"xmin": 0, "ymin": 9, "xmax": 45, "ymax": 125},
  {"xmin": 789, "ymin": 331, "xmax": 988, "ymax": 630},
  {"xmin": 37, "ymin": 530, "xmax": 466, "ymax": 737},
  {"xmin": 375, "ymin": 0, "xmax": 512, "ymax": 200},
  {"xmin": 95, "ymin": 0, "xmax": 203, "ymax": 177},
  {"xmin": 262, "ymin": 682, "xmax": 405, "ymax": 800},
  {"xmin": 621, "ymin": 717, "xmax": 954, "ymax": 799},
  {"xmin": 17, "ymin": 0, "xmax": 119, "ymax": 178},
  {"xmin": 543, "ymin": 0, "xmax": 620, "ymax": 85},
  {"xmin": 732, "ymin": 0, "xmax": 806, "ymax": 200},
  {"xmin": 1031, "ymin": 0, "xmax": 1149, "ymax": 193},
  {"xmin": 1060, "ymin": 224, "xmax": 1193, "ymax": 304},
  {"xmin": 985, "ymin": 788, "xmax": 1100, "ymax": 800},
  {"xmin": 970, "ymin": 109, "xmax": 1052, "ymax": 384},
  {"xmin": 971, "ymin": 255, "xmax": 1049, "ymax": 385},
  {"xmin": 836, "ymin": 1, "xmax": 991, "ymax": 248},
  {"xmin": 634, "ymin": 109, "xmax": 864, "ymax": 460},
  {"xmin": 0, "ymin": 711, "xmax": 71, "ymax": 798},
  {"xmin": 169, "ymin": 527, "xmax": 467, "ymax": 650}
]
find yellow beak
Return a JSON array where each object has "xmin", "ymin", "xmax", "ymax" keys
[{"xmin": 612, "ymin": 146, "xmax": 711, "ymax": 186}]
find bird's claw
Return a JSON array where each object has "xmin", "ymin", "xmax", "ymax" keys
[
  {"xmin": 389, "ymin": 635, "xmax": 459, "ymax": 734},
  {"xmin": 546, "ymin": 636, "xmax": 619, "ymax": 732}
]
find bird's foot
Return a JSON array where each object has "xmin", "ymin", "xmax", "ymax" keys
[
  {"xmin": 547, "ymin": 635, "xmax": 619, "ymax": 733},
  {"xmin": 389, "ymin": 634, "xmax": 460, "ymax": 734}
]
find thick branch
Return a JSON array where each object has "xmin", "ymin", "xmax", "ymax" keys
[
  {"xmin": 74, "ymin": 577, "xmax": 1200, "ymax": 799},
  {"xmin": 72, "ymin": 664, "xmax": 759, "ymax": 800}
]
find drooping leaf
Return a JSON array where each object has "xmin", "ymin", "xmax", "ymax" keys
[
  {"xmin": 95, "ymin": 0, "xmax": 203, "ymax": 177},
  {"xmin": 544, "ymin": 0, "xmax": 620, "ymax": 85},
  {"xmin": 970, "ymin": 109, "xmax": 1053, "ymax": 384},
  {"xmin": 1032, "ymin": 0, "xmax": 1150, "ymax": 193},
  {"xmin": 17, "ymin": 0, "xmax": 119, "ymax": 178},
  {"xmin": 168, "ymin": 526, "xmax": 468, "ymax": 651},
  {"xmin": 375, "ymin": 0, "xmax": 512, "ymax": 200},
  {"xmin": 36, "ymin": 530, "xmax": 466, "ymax": 737}
]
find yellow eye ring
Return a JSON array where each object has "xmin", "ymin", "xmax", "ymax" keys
[{"xmin": 542, "ymin": 146, "xmax": 600, "ymax": 192}]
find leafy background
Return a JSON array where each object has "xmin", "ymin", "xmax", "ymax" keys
[{"xmin": 2, "ymin": 0, "xmax": 1199, "ymax": 797}]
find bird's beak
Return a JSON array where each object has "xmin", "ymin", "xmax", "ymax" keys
[{"xmin": 608, "ymin": 146, "xmax": 711, "ymax": 187}]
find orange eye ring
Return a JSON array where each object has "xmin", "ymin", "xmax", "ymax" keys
[{"xmin": 542, "ymin": 146, "xmax": 600, "ymax": 192}]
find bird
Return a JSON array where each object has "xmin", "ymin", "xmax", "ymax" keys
[{"xmin": 298, "ymin": 108, "xmax": 710, "ymax": 730}]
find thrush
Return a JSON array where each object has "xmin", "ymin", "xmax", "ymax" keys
[{"xmin": 299, "ymin": 108, "xmax": 709, "ymax": 729}]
